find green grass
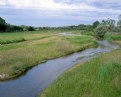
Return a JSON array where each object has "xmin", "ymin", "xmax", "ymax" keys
[
  {"xmin": 66, "ymin": 30, "xmax": 94, "ymax": 36},
  {"xmin": 104, "ymin": 32, "xmax": 121, "ymax": 45},
  {"xmin": 104, "ymin": 32, "xmax": 121, "ymax": 41},
  {"xmin": 0, "ymin": 30, "xmax": 55, "ymax": 45},
  {"xmin": 0, "ymin": 31, "xmax": 97, "ymax": 80},
  {"xmin": 39, "ymin": 49, "xmax": 121, "ymax": 97}
]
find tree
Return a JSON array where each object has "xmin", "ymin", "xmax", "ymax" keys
[
  {"xmin": 92, "ymin": 21, "xmax": 100, "ymax": 29},
  {"xmin": 13, "ymin": 26, "xmax": 23, "ymax": 31},
  {"xmin": 94, "ymin": 25, "xmax": 107, "ymax": 38},
  {"xmin": 117, "ymin": 15, "xmax": 121, "ymax": 32},
  {"xmin": 6, "ymin": 24, "xmax": 14, "ymax": 32},
  {"xmin": 0, "ymin": 17, "xmax": 7, "ymax": 31},
  {"xmin": 5, "ymin": 24, "xmax": 23, "ymax": 32},
  {"xmin": 101, "ymin": 18, "xmax": 115, "ymax": 32},
  {"xmin": 27, "ymin": 26, "xmax": 35, "ymax": 31}
]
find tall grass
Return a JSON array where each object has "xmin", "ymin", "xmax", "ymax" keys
[
  {"xmin": 104, "ymin": 32, "xmax": 121, "ymax": 41},
  {"xmin": 104, "ymin": 32, "xmax": 121, "ymax": 45},
  {"xmin": 0, "ymin": 31, "xmax": 97, "ymax": 80},
  {"xmin": 39, "ymin": 49, "xmax": 121, "ymax": 97},
  {"xmin": 0, "ymin": 30, "xmax": 55, "ymax": 45},
  {"xmin": 69, "ymin": 30, "xmax": 94, "ymax": 36}
]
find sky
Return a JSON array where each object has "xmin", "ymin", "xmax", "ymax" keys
[{"xmin": 0, "ymin": 0, "xmax": 121, "ymax": 27}]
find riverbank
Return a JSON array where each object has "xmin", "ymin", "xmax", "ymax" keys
[
  {"xmin": 0, "ymin": 31, "xmax": 97, "ymax": 81},
  {"xmin": 39, "ymin": 33, "xmax": 121, "ymax": 97},
  {"xmin": 39, "ymin": 49, "xmax": 121, "ymax": 97}
]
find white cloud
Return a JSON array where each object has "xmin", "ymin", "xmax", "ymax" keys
[
  {"xmin": 0, "ymin": 0, "xmax": 121, "ymax": 26},
  {"xmin": 0, "ymin": 0, "xmax": 5, "ymax": 5},
  {"xmin": 0, "ymin": 0, "xmax": 96, "ymax": 11},
  {"xmin": 0, "ymin": 0, "xmax": 121, "ymax": 14}
]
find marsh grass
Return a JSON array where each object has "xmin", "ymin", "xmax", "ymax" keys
[
  {"xmin": 39, "ymin": 49, "xmax": 121, "ymax": 97},
  {"xmin": 0, "ymin": 31, "xmax": 97, "ymax": 80},
  {"xmin": 0, "ymin": 31, "xmax": 55, "ymax": 45},
  {"xmin": 69, "ymin": 30, "xmax": 94, "ymax": 36},
  {"xmin": 104, "ymin": 32, "xmax": 121, "ymax": 41}
]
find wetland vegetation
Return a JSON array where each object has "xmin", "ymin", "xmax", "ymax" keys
[{"xmin": 1, "ymin": 14, "xmax": 121, "ymax": 97}]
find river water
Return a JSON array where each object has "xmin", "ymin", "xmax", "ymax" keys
[{"xmin": 0, "ymin": 33, "xmax": 119, "ymax": 97}]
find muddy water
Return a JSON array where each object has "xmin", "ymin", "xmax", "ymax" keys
[{"xmin": 0, "ymin": 33, "xmax": 119, "ymax": 97}]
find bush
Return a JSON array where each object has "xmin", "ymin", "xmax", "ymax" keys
[{"xmin": 94, "ymin": 25, "xmax": 107, "ymax": 38}]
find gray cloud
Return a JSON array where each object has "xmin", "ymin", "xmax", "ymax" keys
[{"xmin": 0, "ymin": 0, "xmax": 121, "ymax": 26}]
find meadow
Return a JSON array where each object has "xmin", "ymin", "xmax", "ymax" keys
[
  {"xmin": 39, "ymin": 49, "xmax": 121, "ymax": 97},
  {"xmin": 39, "ymin": 32, "xmax": 121, "ymax": 97},
  {"xmin": 104, "ymin": 32, "xmax": 121, "ymax": 44},
  {"xmin": 0, "ymin": 30, "xmax": 97, "ymax": 80}
]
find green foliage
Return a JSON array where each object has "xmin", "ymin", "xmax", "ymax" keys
[
  {"xmin": 0, "ymin": 17, "xmax": 6, "ymax": 25},
  {"xmin": 0, "ymin": 17, "xmax": 24, "ymax": 32},
  {"xmin": 101, "ymin": 18, "xmax": 115, "ymax": 32},
  {"xmin": 94, "ymin": 25, "xmax": 107, "ymax": 38},
  {"xmin": 0, "ymin": 31, "xmax": 97, "ymax": 80},
  {"xmin": 92, "ymin": 21, "xmax": 100, "ymax": 29},
  {"xmin": 0, "ymin": 17, "xmax": 6, "ymax": 31},
  {"xmin": 104, "ymin": 32, "xmax": 121, "ymax": 41},
  {"xmin": 117, "ymin": 15, "xmax": 121, "ymax": 32},
  {"xmin": 94, "ymin": 18, "xmax": 117, "ymax": 38},
  {"xmin": 27, "ymin": 26, "xmax": 35, "ymax": 31},
  {"xmin": 6, "ymin": 24, "xmax": 23, "ymax": 32},
  {"xmin": 0, "ymin": 17, "xmax": 94, "ymax": 33}
]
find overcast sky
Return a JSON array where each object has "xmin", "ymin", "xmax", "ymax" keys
[{"xmin": 0, "ymin": 0, "xmax": 121, "ymax": 27}]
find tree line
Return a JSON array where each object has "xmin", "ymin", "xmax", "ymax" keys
[
  {"xmin": 0, "ymin": 15, "xmax": 121, "ymax": 38},
  {"xmin": 0, "ymin": 17, "xmax": 36, "ymax": 32},
  {"xmin": 0, "ymin": 17, "xmax": 93, "ymax": 32}
]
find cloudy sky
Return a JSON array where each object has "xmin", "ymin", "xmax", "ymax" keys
[{"xmin": 0, "ymin": 0, "xmax": 121, "ymax": 26}]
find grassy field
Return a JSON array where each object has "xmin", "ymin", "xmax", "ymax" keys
[
  {"xmin": 0, "ymin": 30, "xmax": 56, "ymax": 45},
  {"xmin": 104, "ymin": 32, "xmax": 121, "ymax": 45},
  {"xmin": 39, "ymin": 49, "xmax": 121, "ymax": 97},
  {"xmin": 104, "ymin": 32, "xmax": 121, "ymax": 41},
  {"xmin": 39, "ymin": 33, "xmax": 121, "ymax": 97},
  {"xmin": 0, "ymin": 30, "xmax": 90, "ymax": 45},
  {"xmin": 0, "ymin": 31, "xmax": 97, "ymax": 80},
  {"xmin": 71, "ymin": 30, "xmax": 94, "ymax": 36}
]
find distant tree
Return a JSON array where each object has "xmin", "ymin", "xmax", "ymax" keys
[
  {"xmin": 0, "ymin": 17, "xmax": 7, "ymax": 32},
  {"xmin": 6, "ymin": 24, "xmax": 23, "ymax": 32},
  {"xmin": 6, "ymin": 24, "xmax": 14, "ymax": 32},
  {"xmin": 21, "ymin": 25, "xmax": 28, "ymax": 31},
  {"xmin": 78, "ymin": 24, "xmax": 92, "ymax": 31},
  {"xmin": 13, "ymin": 26, "xmax": 23, "ymax": 31},
  {"xmin": 27, "ymin": 26, "xmax": 35, "ymax": 31},
  {"xmin": 92, "ymin": 21, "xmax": 100, "ymax": 29},
  {"xmin": 117, "ymin": 15, "xmax": 121, "ymax": 32}
]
